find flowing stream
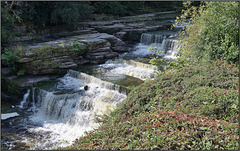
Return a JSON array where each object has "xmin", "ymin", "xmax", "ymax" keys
[{"xmin": 1, "ymin": 27, "xmax": 181, "ymax": 150}]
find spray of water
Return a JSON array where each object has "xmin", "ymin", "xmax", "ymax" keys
[{"xmin": 16, "ymin": 71, "xmax": 127, "ymax": 149}]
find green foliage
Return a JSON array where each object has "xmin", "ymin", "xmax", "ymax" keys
[
  {"xmin": 17, "ymin": 68, "xmax": 26, "ymax": 76},
  {"xmin": 1, "ymin": 47, "xmax": 27, "ymax": 75},
  {"xmin": 93, "ymin": 2, "xmax": 127, "ymax": 16},
  {"xmin": 59, "ymin": 59, "xmax": 239, "ymax": 150},
  {"xmin": 1, "ymin": 48, "xmax": 19, "ymax": 70},
  {"xmin": 147, "ymin": 46, "xmax": 189, "ymax": 76},
  {"xmin": 175, "ymin": 1, "xmax": 239, "ymax": 65},
  {"xmin": 20, "ymin": 2, "xmax": 93, "ymax": 32},
  {"xmin": 71, "ymin": 40, "xmax": 86, "ymax": 52},
  {"xmin": 50, "ymin": 2, "xmax": 94, "ymax": 26},
  {"xmin": 121, "ymin": 2, "xmax": 145, "ymax": 12},
  {"xmin": 147, "ymin": 46, "xmax": 165, "ymax": 70},
  {"xmin": 1, "ymin": 75, "xmax": 21, "ymax": 96},
  {"xmin": 1, "ymin": 6, "xmax": 17, "ymax": 45},
  {"xmin": 145, "ymin": 1, "xmax": 183, "ymax": 10},
  {"xmin": 121, "ymin": 59, "xmax": 239, "ymax": 121}
]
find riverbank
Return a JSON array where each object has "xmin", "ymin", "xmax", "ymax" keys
[{"xmin": 59, "ymin": 59, "xmax": 239, "ymax": 150}]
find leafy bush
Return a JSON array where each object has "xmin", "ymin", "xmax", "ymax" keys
[
  {"xmin": 1, "ymin": 48, "xmax": 19, "ymax": 70},
  {"xmin": 1, "ymin": 5, "xmax": 17, "ymax": 45},
  {"xmin": 147, "ymin": 46, "xmax": 189, "ymax": 76},
  {"xmin": 17, "ymin": 68, "xmax": 26, "ymax": 76},
  {"xmin": 20, "ymin": 2, "xmax": 93, "ymax": 32},
  {"xmin": 93, "ymin": 2, "xmax": 127, "ymax": 16},
  {"xmin": 175, "ymin": 1, "xmax": 239, "ymax": 65},
  {"xmin": 50, "ymin": 2, "xmax": 94, "ymax": 26},
  {"xmin": 1, "ymin": 47, "xmax": 26, "ymax": 75},
  {"xmin": 183, "ymin": 87, "xmax": 239, "ymax": 121},
  {"xmin": 71, "ymin": 40, "xmax": 86, "ymax": 52},
  {"xmin": 145, "ymin": 1, "xmax": 183, "ymax": 9},
  {"xmin": 121, "ymin": 2, "xmax": 145, "ymax": 12}
]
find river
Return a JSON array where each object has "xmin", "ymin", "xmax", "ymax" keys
[{"xmin": 1, "ymin": 27, "xmax": 182, "ymax": 150}]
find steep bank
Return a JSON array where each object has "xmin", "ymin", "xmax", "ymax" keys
[{"xmin": 59, "ymin": 60, "xmax": 239, "ymax": 150}]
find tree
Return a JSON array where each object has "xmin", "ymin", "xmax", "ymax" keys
[
  {"xmin": 20, "ymin": 2, "xmax": 93, "ymax": 33},
  {"xmin": 92, "ymin": 2, "xmax": 127, "ymax": 16},
  {"xmin": 1, "ymin": 1, "xmax": 23, "ymax": 45}
]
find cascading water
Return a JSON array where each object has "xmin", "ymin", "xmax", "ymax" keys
[
  {"xmin": 125, "ymin": 31, "xmax": 181, "ymax": 59},
  {"xmin": 140, "ymin": 33, "xmax": 167, "ymax": 45},
  {"xmin": 2, "ymin": 18, "xmax": 186, "ymax": 150},
  {"xmin": 19, "ymin": 89, "xmax": 30, "ymax": 109},
  {"xmin": 2, "ymin": 70, "xmax": 127, "ymax": 150},
  {"xmin": 98, "ymin": 59, "xmax": 157, "ymax": 81},
  {"xmin": 162, "ymin": 39, "xmax": 180, "ymax": 59}
]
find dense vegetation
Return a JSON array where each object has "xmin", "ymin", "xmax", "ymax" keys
[
  {"xmin": 58, "ymin": 1, "xmax": 239, "ymax": 150},
  {"xmin": 175, "ymin": 1, "xmax": 239, "ymax": 65}
]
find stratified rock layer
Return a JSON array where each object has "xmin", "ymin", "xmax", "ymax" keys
[{"xmin": 15, "ymin": 33, "xmax": 127, "ymax": 75}]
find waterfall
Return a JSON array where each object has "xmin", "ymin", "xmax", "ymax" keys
[
  {"xmin": 103, "ymin": 59, "xmax": 157, "ymax": 70},
  {"xmin": 1, "ymin": 112, "xmax": 19, "ymax": 120},
  {"xmin": 161, "ymin": 39, "xmax": 180, "ymax": 59},
  {"xmin": 16, "ymin": 70, "xmax": 127, "ymax": 149},
  {"xmin": 122, "ymin": 59, "xmax": 158, "ymax": 70},
  {"xmin": 19, "ymin": 89, "xmax": 30, "ymax": 108},
  {"xmin": 131, "ymin": 32, "xmax": 181, "ymax": 59},
  {"xmin": 140, "ymin": 33, "xmax": 154, "ymax": 45},
  {"xmin": 140, "ymin": 33, "xmax": 166, "ymax": 45},
  {"xmin": 28, "ymin": 87, "xmax": 126, "ymax": 149},
  {"xmin": 99, "ymin": 59, "xmax": 157, "ymax": 80},
  {"xmin": 154, "ymin": 35, "xmax": 166, "ymax": 43},
  {"xmin": 30, "ymin": 88, "xmax": 123, "ymax": 124},
  {"xmin": 66, "ymin": 70, "xmax": 128, "ymax": 94}
]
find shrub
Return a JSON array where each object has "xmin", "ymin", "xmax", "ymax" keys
[
  {"xmin": 1, "ymin": 47, "xmax": 26, "ymax": 75},
  {"xmin": 93, "ymin": 2, "xmax": 127, "ymax": 16},
  {"xmin": 1, "ymin": 48, "xmax": 19, "ymax": 70},
  {"xmin": 175, "ymin": 1, "xmax": 239, "ymax": 65},
  {"xmin": 71, "ymin": 40, "xmax": 86, "ymax": 52},
  {"xmin": 121, "ymin": 2, "xmax": 145, "ymax": 12},
  {"xmin": 1, "ymin": 5, "xmax": 17, "ymax": 45},
  {"xmin": 20, "ymin": 2, "xmax": 94, "ymax": 32}
]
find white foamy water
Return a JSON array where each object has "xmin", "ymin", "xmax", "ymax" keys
[
  {"xmin": 23, "ymin": 71, "xmax": 127, "ymax": 149},
  {"xmin": 162, "ymin": 39, "xmax": 180, "ymax": 59},
  {"xmin": 19, "ymin": 89, "xmax": 30, "ymax": 108},
  {"xmin": 124, "ymin": 32, "xmax": 181, "ymax": 60},
  {"xmin": 99, "ymin": 59, "xmax": 157, "ymax": 80},
  {"xmin": 132, "ymin": 43, "xmax": 162, "ymax": 57},
  {"xmin": 1, "ymin": 112, "xmax": 19, "ymax": 120},
  {"xmin": 140, "ymin": 33, "xmax": 167, "ymax": 45}
]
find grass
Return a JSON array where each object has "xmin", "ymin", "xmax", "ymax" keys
[{"xmin": 58, "ymin": 59, "xmax": 239, "ymax": 150}]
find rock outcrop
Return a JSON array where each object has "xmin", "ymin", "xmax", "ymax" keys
[
  {"xmin": 15, "ymin": 33, "xmax": 127, "ymax": 75},
  {"xmin": 79, "ymin": 11, "xmax": 177, "ymax": 42},
  {"xmin": 12, "ymin": 11, "xmax": 178, "ymax": 46}
]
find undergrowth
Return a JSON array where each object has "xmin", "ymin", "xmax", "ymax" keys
[{"xmin": 58, "ymin": 59, "xmax": 239, "ymax": 150}]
